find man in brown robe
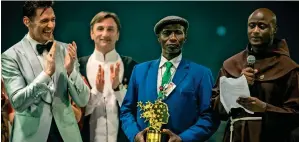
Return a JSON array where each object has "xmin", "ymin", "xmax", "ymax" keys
[{"xmin": 212, "ymin": 8, "xmax": 299, "ymax": 142}]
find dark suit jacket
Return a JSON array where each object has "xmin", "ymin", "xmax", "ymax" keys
[{"xmin": 78, "ymin": 55, "xmax": 137, "ymax": 142}]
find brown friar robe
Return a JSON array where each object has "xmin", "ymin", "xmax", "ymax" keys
[{"xmin": 212, "ymin": 39, "xmax": 299, "ymax": 142}]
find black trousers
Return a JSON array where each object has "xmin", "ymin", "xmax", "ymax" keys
[
  {"xmin": 288, "ymin": 127, "xmax": 299, "ymax": 142},
  {"xmin": 47, "ymin": 118, "xmax": 64, "ymax": 142}
]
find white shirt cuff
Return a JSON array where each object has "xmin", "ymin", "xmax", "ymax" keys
[
  {"xmin": 114, "ymin": 90, "xmax": 126, "ymax": 106},
  {"xmin": 33, "ymin": 71, "xmax": 51, "ymax": 85},
  {"xmin": 88, "ymin": 87, "xmax": 103, "ymax": 105},
  {"xmin": 85, "ymin": 87, "xmax": 103, "ymax": 116}
]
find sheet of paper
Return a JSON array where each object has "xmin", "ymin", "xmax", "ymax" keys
[{"xmin": 219, "ymin": 75, "xmax": 254, "ymax": 114}]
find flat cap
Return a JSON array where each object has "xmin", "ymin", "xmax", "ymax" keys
[{"xmin": 154, "ymin": 16, "xmax": 189, "ymax": 34}]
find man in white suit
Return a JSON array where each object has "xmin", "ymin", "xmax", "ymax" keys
[{"xmin": 1, "ymin": 1, "xmax": 90, "ymax": 142}]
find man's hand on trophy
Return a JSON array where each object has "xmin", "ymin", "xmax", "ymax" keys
[
  {"xmin": 162, "ymin": 129, "xmax": 182, "ymax": 142},
  {"xmin": 134, "ymin": 127, "xmax": 148, "ymax": 142}
]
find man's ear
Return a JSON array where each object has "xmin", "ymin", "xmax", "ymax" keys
[
  {"xmin": 23, "ymin": 16, "xmax": 30, "ymax": 28},
  {"xmin": 184, "ymin": 32, "xmax": 188, "ymax": 42},
  {"xmin": 116, "ymin": 31, "xmax": 120, "ymax": 41},
  {"xmin": 90, "ymin": 29, "xmax": 94, "ymax": 40},
  {"xmin": 273, "ymin": 25, "xmax": 278, "ymax": 34},
  {"xmin": 157, "ymin": 34, "xmax": 161, "ymax": 42}
]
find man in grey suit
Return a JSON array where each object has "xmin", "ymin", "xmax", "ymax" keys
[{"xmin": 1, "ymin": 1, "xmax": 90, "ymax": 142}]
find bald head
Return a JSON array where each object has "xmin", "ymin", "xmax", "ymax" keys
[
  {"xmin": 247, "ymin": 8, "xmax": 277, "ymax": 50},
  {"xmin": 249, "ymin": 8, "xmax": 277, "ymax": 26}
]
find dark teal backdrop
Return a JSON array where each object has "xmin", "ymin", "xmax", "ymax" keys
[
  {"xmin": 2, "ymin": 1, "xmax": 299, "ymax": 77},
  {"xmin": 1, "ymin": 1, "xmax": 299, "ymax": 141}
]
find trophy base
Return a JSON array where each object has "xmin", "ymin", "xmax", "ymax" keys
[{"xmin": 146, "ymin": 130, "xmax": 162, "ymax": 142}]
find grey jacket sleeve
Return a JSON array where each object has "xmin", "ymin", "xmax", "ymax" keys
[
  {"xmin": 66, "ymin": 53, "xmax": 90, "ymax": 107},
  {"xmin": 1, "ymin": 53, "xmax": 51, "ymax": 112}
]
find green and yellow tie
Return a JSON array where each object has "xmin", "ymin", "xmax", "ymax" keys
[{"xmin": 158, "ymin": 61, "xmax": 173, "ymax": 99}]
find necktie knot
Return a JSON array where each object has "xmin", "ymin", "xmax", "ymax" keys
[
  {"xmin": 36, "ymin": 42, "xmax": 53, "ymax": 55},
  {"xmin": 165, "ymin": 61, "xmax": 173, "ymax": 69}
]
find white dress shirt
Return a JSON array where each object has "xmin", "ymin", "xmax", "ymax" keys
[
  {"xmin": 157, "ymin": 53, "xmax": 182, "ymax": 93},
  {"xmin": 85, "ymin": 49, "xmax": 125, "ymax": 142},
  {"xmin": 26, "ymin": 34, "xmax": 55, "ymax": 102}
]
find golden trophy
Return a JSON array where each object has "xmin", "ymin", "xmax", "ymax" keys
[{"xmin": 137, "ymin": 100, "xmax": 169, "ymax": 142}]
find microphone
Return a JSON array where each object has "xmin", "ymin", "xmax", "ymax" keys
[{"xmin": 247, "ymin": 55, "xmax": 256, "ymax": 68}]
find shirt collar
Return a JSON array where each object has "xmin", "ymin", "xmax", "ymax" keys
[
  {"xmin": 159, "ymin": 53, "xmax": 182, "ymax": 69},
  {"xmin": 93, "ymin": 49, "xmax": 119, "ymax": 62},
  {"xmin": 26, "ymin": 33, "xmax": 42, "ymax": 55}
]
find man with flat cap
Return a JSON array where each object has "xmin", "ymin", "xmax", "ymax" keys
[
  {"xmin": 212, "ymin": 8, "xmax": 299, "ymax": 142},
  {"xmin": 120, "ymin": 16, "xmax": 220, "ymax": 142}
]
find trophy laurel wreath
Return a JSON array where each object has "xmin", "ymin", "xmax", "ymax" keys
[{"xmin": 137, "ymin": 100, "xmax": 170, "ymax": 142}]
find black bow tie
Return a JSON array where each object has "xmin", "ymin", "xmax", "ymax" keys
[{"xmin": 36, "ymin": 42, "xmax": 53, "ymax": 55}]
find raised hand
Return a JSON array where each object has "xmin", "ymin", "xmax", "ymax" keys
[
  {"xmin": 95, "ymin": 65, "xmax": 105, "ymax": 93},
  {"xmin": 64, "ymin": 41, "xmax": 77, "ymax": 76},
  {"xmin": 110, "ymin": 62, "xmax": 120, "ymax": 89},
  {"xmin": 45, "ymin": 41, "xmax": 57, "ymax": 77},
  {"xmin": 241, "ymin": 67, "xmax": 258, "ymax": 85}
]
